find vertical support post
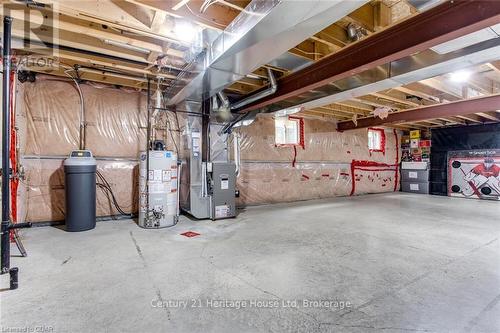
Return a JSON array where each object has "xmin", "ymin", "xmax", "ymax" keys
[
  {"xmin": 145, "ymin": 79, "xmax": 151, "ymax": 217},
  {"xmin": 1, "ymin": 16, "xmax": 13, "ymax": 274}
]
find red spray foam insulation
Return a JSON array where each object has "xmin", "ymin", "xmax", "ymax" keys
[
  {"xmin": 289, "ymin": 116, "xmax": 305, "ymax": 149},
  {"xmin": 349, "ymin": 130, "xmax": 400, "ymax": 196},
  {"xmin": 368, "ymin": 127, "xmax": 386, "ymax": 155}
]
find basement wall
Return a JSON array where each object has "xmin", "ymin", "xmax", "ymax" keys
[
  {"xmin": 234, "ymin": 115, "xmax": 400, "ymax": 206},
  {"xmin": 16, "ymin": 76, "xmax": 153, "ymax": 223},
  {"xmin": 15, "ymin": 77, "xmax": 400, "ymax": 223},
  {"xmin": 16, "ymin": 76, "xmax": 181, "ymax": 224}
]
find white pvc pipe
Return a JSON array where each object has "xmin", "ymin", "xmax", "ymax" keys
[
  {"xmin": 176, "ymin": 161, "xmax": 181, "ymax": 217},
  {"xmin": 233, "ymin": 132, "xmax": 241, "ymax": 177}
]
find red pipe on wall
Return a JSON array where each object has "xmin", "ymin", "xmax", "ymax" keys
[{"xmin": 9, "ymin": 71, "xmax": 18, "ymax": 239}]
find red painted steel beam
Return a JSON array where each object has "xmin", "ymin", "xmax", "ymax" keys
[
  {"xmin": 239, "ymin": 0, "xmax": 500, "ymax": 112},
  {"xmin": 337, "ymin": 94, "xmax": 500, "ymax": 130}
]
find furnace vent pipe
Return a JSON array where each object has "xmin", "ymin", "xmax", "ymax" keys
[
  {"xmin": 233, "ymin": 132, "xmax": 241, "ymax": 177},
  {"xmin": 230, "ymin": 68, "xmax": 277, "ymax": 110},
  {"xmin": 217, "ymin": 91, "xmax": 230, "ymax": 110}
]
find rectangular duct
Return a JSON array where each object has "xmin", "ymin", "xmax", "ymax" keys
[
  {"xmin": 431, "ymin": 27, "xmax": 499, "ymax": 54},
  {"xmin": 168, "ymin": 0, "xmax": 369, "ymax": 105}
]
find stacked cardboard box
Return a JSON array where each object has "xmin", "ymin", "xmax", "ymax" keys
[
  {"xmin": 401, "ymin": 130, "xmax": 431, "ymax": 163},
  {"xmin": 401, "ymin": 130, "xmax": 431, "ymax": 194}
]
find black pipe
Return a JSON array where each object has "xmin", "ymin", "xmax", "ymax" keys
[
  {"xmin": 150, "ymin": 107, "xmax": 206, "ymax": 117},
  {"xmin": 28, "ymin": 214, "xmax": 137, "ymax": 228},
  {"xmin": 146, "ymin": 79, "xmax": 151, "ymax": 216},
  {"xmin": 9, "ymin": 267, "xmax": 18, "ymax": 290},
  {"xmin": 1, "ymin": 16, "xmax": 12, "ymax": 275},
  {"xmin": 1, "ymin": 18, "xmax": 31, "ymax": 289}
]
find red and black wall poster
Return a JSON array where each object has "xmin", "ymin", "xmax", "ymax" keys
[{"xmin": 448, "ymin": 149, "xmax": 500, "ymax": 201}]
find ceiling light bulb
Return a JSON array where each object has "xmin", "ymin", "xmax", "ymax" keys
[
  {"xmin": 449, "ymin": 69, "xmax": 472, "ymax": 83},
  {"xmin": 174, "ymin": 21, "xmax": 197, "ymax": 43}
]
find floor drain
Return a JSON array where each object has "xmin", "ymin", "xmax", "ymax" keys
[{"xmin": 180, "ymin": 231, "xmax": 200, "ymax": 238}]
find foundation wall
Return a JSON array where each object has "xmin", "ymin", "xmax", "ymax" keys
[
  {"xmin": 15, "ymin": 77, "xmax": 399, "ymax": 223},
  {"xmin": 16, "ymin": 77, "xmax": 148, "ymax": 223},
  {"xmin": 234, "ymin": 115, "xmax": 400, "ymax": 206}
]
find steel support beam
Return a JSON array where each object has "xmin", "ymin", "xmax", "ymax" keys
[
  {"xmin": 240, "ymin": 0, "xmax": 500, "ymax": 113},
  {"xmin": 337, "ymin": 94, "xmax": 500, "ymax": 130}
]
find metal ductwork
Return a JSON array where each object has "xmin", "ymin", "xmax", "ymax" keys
[
  {"xmin": 174, "ymin": 0, "xmax": 369, "ymax": 220},
  {"xmin": 236, "ymin": 9, "xmax": 500, "ymax": 116},
  {"xmin": 235, "ymin": 0, "xmax": 500, "ymax": 114},
  {"xmin": 346, "ymin": 23, "xmax": 367, "ymax": 42},
  {"xmin": 216, "ymin": 91, "xmax": 230, "ymax": 110},
  {"xmin": 230, "ymin": 68, "xmax": 277, "ymax": 110},
  {"xmin": 167, "ymin": 0, "xmax": 370, "ymax": 105},
  {"xmin": 212, "ymin": 91, "xmax": 232, "ymax": 122},
  {"xmin": 408, "ymin": 0, "xmax": 444, "ymax": 11}
]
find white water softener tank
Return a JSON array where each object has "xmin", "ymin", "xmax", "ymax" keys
[{"xmin": 139, "ymin": 150, "xmax": 178, "ymax": 228}]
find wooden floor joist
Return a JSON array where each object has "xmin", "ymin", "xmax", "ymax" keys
[
  {"xmin": 238, "ymin": 0, "xmax": 500, "ymax": 113},
  {"xmin": 337, "ymin": 94, "xmax": 500, "ymax": 131}
]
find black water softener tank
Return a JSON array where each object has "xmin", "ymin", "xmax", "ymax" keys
[{"xmin": 64, "ymin": 150, "xmax": 97, "ymax": 232}]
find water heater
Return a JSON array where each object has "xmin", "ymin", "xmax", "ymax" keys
[{"xmin": 139, "ymin": 150, "xmax": 179, "ymax": 228}]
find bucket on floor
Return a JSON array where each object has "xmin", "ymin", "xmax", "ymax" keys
[{"xmin": 64, "ymin": 150, "xmax": 97, "ymax": 232}]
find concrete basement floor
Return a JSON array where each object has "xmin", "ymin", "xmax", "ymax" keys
[{"xmin": 1, "ymin": 193, "xmax": 500, "ymax": 333}]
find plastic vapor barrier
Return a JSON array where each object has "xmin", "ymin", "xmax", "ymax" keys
[
  {"xmin": 233, "ymin": 115, "xmax": 400, "ymax": 206},
  {"xmin": 16, "ymin": 76, "xmax": 152, "ymax": 223},
  {"xmin": 15, "ymin": 76, "xmax": 400, "ymax": 223}
]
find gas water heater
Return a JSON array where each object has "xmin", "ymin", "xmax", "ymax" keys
[{"xmin": 138, "ymin": 150, "xmax": 179, "ymax": 228}]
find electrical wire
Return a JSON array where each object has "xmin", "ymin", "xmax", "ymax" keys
[
  {"xmin": 223, "ymin": 111, "xmax": 251, "ymax": 134},
  {"xmin": 96, "ymin": 184, "xmax": 128, "ymax": 216},
  {"xmin": 96, "ymin": 170, "xmax": 132, "ymax": 217},
  {"xmin": 185, "ymin": 3, "xmax": 226, "ymax": 28},
  {"xmin": 64, "ymin": 68, "xmax": 86, "ymax": 150},
  {"xmin": 200, "ymin": 0, "xmax": 219, "ymax": 12}
]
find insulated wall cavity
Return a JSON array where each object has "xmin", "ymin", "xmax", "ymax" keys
[
  {"xmin": 16, "ymin": 76, "xmax": 401, "ymax": 222},
  {"xmin": 233, "ymin": 115, "xmax": 400, "ymax": 205},
  {"xmin": 15, "ymin": 76, "xmax": 180, "ymax": 223}
]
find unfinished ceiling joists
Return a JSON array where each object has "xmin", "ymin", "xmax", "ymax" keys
[
  {"xmin": 337, "ymin": 93, "xmax": 500, "ymax": 130},
  {"xmin": 237, "ymin": 0, "xmax": 500, "ymax": 112}
]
